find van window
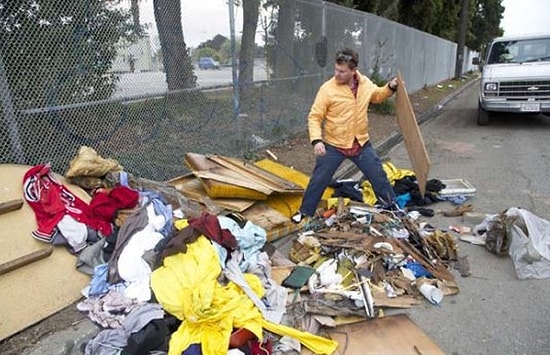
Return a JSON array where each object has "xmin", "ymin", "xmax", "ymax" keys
[{"xmin": 488, "ymin": 37, "xmax": 550, "ymax": 64}]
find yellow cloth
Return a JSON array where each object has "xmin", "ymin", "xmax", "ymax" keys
[
  {"xmin": 361, "ymin": 161, "xmax": 415, "ymax": 205},
  {"xmin": 174, "ymin": 219, "xmax": 189, "ymax": 230},
  {"xmin": 308, "ymin": 70, "xmax": 394, "ymax": 149},
  {"xmin": 151, "ymin": 236, "xmax": 338, "ymax": 355}
]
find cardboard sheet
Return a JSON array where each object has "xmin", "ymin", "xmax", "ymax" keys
[
  {"xmin": 395, "ymin": 73, "xmax": 431, "ymax": 196},
  {"xmin": 304, "ymin": 314, "xmax": 445, "ymax": 355}
]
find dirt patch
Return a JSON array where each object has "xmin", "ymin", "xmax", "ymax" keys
[{"xmin": 0, "ymin": 73, "xmax": 477, "ymax": 354}]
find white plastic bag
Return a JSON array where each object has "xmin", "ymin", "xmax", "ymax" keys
[{"xmin": 506, "ymin": 207, "xmax": 550, "ymax": 279}]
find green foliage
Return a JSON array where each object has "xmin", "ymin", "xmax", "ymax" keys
[
  {"xmin": 369, "ymin": 39, "xmax": 395, "ymax": 115},
  {"xmin": 369, "ymin": 65, "xmax": 395, "ymax": 115},
  {"xmin": 469, "ymin": 0, "xmax": 504, "ymax": 51},
  {"xmin": 197, "ymin": 34, "xmax": 228, "ymax": 51},
  {"xmin": 196, "ymin": 47, "xmax": 220, "ymax": 61},
  {"xmin": 0, "ymin": 0, "xmax": 139, "ymax": 110},
  {"xmin": 195, "ymin": 35, "xmax": 237, "ymax": 65},
  {"xmin": 329, "ymin": 0, "xmax": 504, "ymax": 52}
]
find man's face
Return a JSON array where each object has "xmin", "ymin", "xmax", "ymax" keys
[{"xmin": 334, "ymin": 62, "xmax": 356, "ymax": 85}]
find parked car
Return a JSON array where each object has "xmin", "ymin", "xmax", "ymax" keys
[
  {"xmin": 473, "ymin": 33, "xmax": 550, "ymax": 125},
  {"xmin": 198, "ymin": 57, "xmax": 220, "ymax": 70}
]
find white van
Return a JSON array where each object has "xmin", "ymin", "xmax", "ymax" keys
[{"xmin": 474, "ymin": 34, "xmax": 550, "ymax": 125}]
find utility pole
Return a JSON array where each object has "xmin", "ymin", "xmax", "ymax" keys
[
  {"xmin": 228, "ymin": 0, "xmax": 239, "ymax": 117},
  {"xmin": 455, "ymin": 0, "xmax": 469, "ymax": 79}
]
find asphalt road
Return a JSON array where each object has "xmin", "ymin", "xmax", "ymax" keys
[
  {"xmin": 386, "ymin": 84, "xmax": 550, "ymax": 354},
  {"xmin": 113, "ymin": 63, "xmax": 269, "ymax": 98}
]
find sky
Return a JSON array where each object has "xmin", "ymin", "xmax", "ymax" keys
[
  {"xmin": 501, "ymin": 0, "xmax": 550, "ymax": 36},
  {"xmin": 139, "ymin": 0, "xmax": 244, "ymax": 48},
  {"xmin": 138, "ymin": 0, "xmax": 550, "ymax": 49}
]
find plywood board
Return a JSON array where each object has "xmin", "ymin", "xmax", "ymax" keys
[
  {"xmin": 308, "ymin": 314, "xmax": 445, "ymax": 355},
  {"xmin": 166, "ymin": 175, "xmax": 255, "ymax": 212},
  {"xmin": 193, "ymin": 169, "xmax": 274, "ymax": 195},
  {"xmin": 185, "ymin": 153, "xmax": 267, "ymax": 200},
  {"xmin": 207, "ymin": 155, "xmax": 303, "ymax": 193},
  {"xmin": 0, "ymin": 164, "xmax": 90, "ymax": 341},
  {"xmin": 241, "ymin": 202, "xmax": 299, "ymax": 241},
  {"xmin": 395, "ymin": 73, "xmax": 431, "ymax": 196}
]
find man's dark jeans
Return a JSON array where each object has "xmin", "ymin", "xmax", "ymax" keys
[{"xmin": 299, "ymin": 142, "xmax": 395, "ymax": 216}]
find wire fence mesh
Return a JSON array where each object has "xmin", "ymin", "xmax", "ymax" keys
[{"xmin": 0, "ymin": 0, "xmax": 476, "ymax": 181}]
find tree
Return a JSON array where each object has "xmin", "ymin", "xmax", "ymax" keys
[
  {"xmin": 153, "ymin": 0, "xmax": 196, "ymax": 90},
  {"xmin": 239, "ymin": 0, "xmax": 261, "ymax": 106},
  {"xmin": 469, "ymin": 0, "xmax": 504, "ymax": 51},
  {"xmin": 197, "ymin": 34, "xmax": 229, "ymax": 51},
  {"xmin": 130, "ymin": 0, "xmax": 141, "ymax": 34},
  {"xmin": 0, "ymin": 0, "xmax": 138, "ymax": 110},
  {"xmin": 353, "ymin": 0, "xmax": 400, "ymax": 21},
  {"xmin": 272, "ymin": 0, "xmax": 296, "ymax": 79}
]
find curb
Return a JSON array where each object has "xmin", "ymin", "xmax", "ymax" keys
[{"xmin": 376, "ymin": 75, "xmax": 481, "ymax": 158}]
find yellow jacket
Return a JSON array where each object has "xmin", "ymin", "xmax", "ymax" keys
[
  {"xmin": 308, "ymin": 70, "xmax": 394, "ymax": 148},
  {"xmin": 151, "ymin": 235, "xmax": 338, "ymax": 355}
]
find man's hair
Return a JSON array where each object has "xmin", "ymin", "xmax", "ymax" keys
[{"xmin": 335, "ymin": 48, "xmax": 358, "ymax": 69}]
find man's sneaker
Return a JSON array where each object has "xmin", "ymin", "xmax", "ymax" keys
[{"xmin": 291, "ymin": 212, "xmax": 306, "ymax": 224}]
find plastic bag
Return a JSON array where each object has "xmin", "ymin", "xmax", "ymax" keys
[{"xmin": 506, "ymin": 207, "xmax": 550, "ymax": 279}]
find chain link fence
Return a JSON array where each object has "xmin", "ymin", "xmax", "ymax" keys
[{"xmin": 0, "ymin": 0, "xmax": 475, "ymax": 181}]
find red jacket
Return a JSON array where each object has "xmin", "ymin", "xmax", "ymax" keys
[{"xmin": 22, "ymin": 164, "xmax": 110, "ymax": 242}]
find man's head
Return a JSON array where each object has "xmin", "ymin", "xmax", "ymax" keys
[{"xmin": 334, "ymin": 48, "xmax": 358, "ymax": 84}]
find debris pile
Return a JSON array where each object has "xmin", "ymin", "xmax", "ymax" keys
[{"xmin": 1, "ymin": 147, "xmax": 498, "ymax": 354}]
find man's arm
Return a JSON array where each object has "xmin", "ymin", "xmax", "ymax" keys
[
  {"xmin": 307, "ymin": 89, "xmax": 328, "ymax": 144},
  {"xmin": 370, "ymin": 77, "xmax": 398, "ymax": 103}
]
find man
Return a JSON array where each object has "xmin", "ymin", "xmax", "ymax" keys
[{"xmin": 292, "ymin": 48, "xmax": 398, "ymax": 223}]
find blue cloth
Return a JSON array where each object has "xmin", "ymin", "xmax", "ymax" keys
[
  {"xmin": 89, "ymin": 263, "xmax": 110, "ymax": 297},
  {"xmin": 396, "ymin": 193, "xmax": 411, "ymax": 208},
  {"xmin": 140, "ymin": 190, "xmax": 173, "ymax": 237},
  {"xmin": 440, "ymin": 195, "xmax": 470, "ymax": 205},
  {"xmin": 405, "ymin": 262, "xmax": 433, "ymax": 278},
  {"xmin": 119, "ymin": 171, "xmax": 129, "ymax": 187},
  {"xmin": 300, "ymin": 142, "xmax": 395, "ymax": 216},
  {"xmin": 182, "ymin": 343, "xmax": 202, "ymax": 355}
]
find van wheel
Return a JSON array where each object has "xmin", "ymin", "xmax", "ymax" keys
[{"xmin": 478, "ymin": 104, "xmax": 489, "ymax": 125}]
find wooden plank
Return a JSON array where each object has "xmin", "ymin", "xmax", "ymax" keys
[
  {"xmin": 312, "ymin": 314, "xmax": 445, "ymax": 355},
  {"xmin": 207, "ymin": 155, "xmax": 303, "ymax": 193},
  {"xmin": 0, "ymin": 199, "xmax": 24, "ymax": 215},
  {"xmin": 395, "ymin": 73, "xmax": 431, "ymax": 196},
  {"xmin": 193, "ymin": 169, "xmax": 274, "ymax": 195},
  {"xmin": 0, "ymin": 247, "xmax": 53, "ymax": 275},
  {"xmin": 395, "ymin": 238, "xmax": 455, "ymax": 282},
  {"xmin": 241, "ymin": 202, "xmax": 290, "ymax": 229},
  {"xmin": 185, "ymin": 153, "xmax": 268, "ymax": 200}
]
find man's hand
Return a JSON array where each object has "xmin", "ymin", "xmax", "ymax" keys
[
  {"xmin": 313, "ymin": 141, "xmax": 326, "ymax": 156},
  {"xmin": 388, "ymin": 77, "xmax": 398, "ymax": 91}
]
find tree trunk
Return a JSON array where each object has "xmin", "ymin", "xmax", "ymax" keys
[
  {"xmin": 130, "ymin": 0, "xmax": 141, "ymax": 33},
  {"xmin": 153, "ymin": 0, "xmax": 196, "ymax": 90},
  {"xmin": 239, "ymin": 0, "xmax": 260, "ymax": 107},
  {"xmin": 274, "ymin": 0, "xmax": 296, "ymax": 80}
]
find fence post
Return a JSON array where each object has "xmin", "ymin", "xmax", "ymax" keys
[
  {"xmin": 0, "ymin": 49, "xmax": 26, "ymax": 164},
  {"xmin": 228, "ymin": 0, "xmax": 240, "ymax": 118}
]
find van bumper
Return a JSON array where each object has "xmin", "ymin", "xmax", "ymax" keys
[{"xmin": 480, "ymin": 98, "xmax": 550, "ymax": 113}]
